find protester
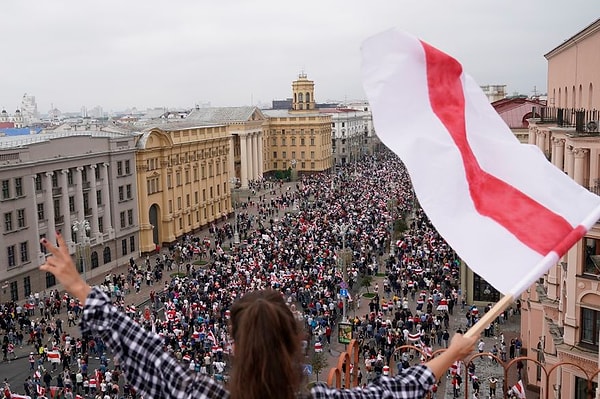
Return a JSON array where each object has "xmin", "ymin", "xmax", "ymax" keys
[{"xmin": 40, "ymin": 230, "xmax": 477, "ymax": 399}]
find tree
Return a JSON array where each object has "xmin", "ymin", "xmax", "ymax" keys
[
  {"xmin": 311, "ymin": 351, "xmax": 329, "ymax": 382},
  {"xmin": 361, "ymin": 276, "xmax": 373, "ymax": 293}
]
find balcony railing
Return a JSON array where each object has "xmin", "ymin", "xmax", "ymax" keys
[{"xmin": 537, "ymin": 107, "xmax": 600, "ymax": 134}]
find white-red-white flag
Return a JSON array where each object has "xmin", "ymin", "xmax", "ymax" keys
[
  {"xmin": 47, "ymin": 350, "xmax": 61, "ymax": 363},
  {"xmin": 361, "ymin": 29, "xmax": 600, "ymax": 297},
  {"xmin": 511, "ymin": 379, "xmax": 527, "ymax": 398}
]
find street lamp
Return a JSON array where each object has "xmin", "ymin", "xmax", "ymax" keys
[
  {"xmin": 72, "ymin": 219, "xmax": 91, "ymax": 282},
  {"xmin": 230, "ymin": 177, "xmax": 240, "ymax": 244},
  {"xmin": 337, "ymin": 224, "xmax": 353, "ymax": 323}
]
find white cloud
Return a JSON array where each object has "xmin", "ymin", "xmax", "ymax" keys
[{"xmin": 0, "ymin": 0, "xmax": 597, "ymax": 113}]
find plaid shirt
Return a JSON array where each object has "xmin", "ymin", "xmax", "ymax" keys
[{"xmin": 82, "ymin": 288, "xmax": 435, "ymax": 399}]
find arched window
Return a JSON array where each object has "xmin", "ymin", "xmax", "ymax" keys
[
  {"xmin": 103, "ymin": 247, "xmax": 111, "ymax": 264},
  {"xmin": 578, "ymin": 84, "xmax": 583, "ymax": 109},
  {"xmin": 572, "ymin": 86, "xmax": 576, "ymax": 109},
  {"xmin": 589, "ymin": 83, "xmax": 594, "ymax": 110},
  {"xmin": 298, "ymin": 93, "xmax": 303, "ymax": 102},
  {"xmin": 46, "ymin": 272, "xmax": 56, "ymax": 289},
  {"xmin": 91, "ymin": 251, "xmax": 99, "ymax": 269},
  {"xmin": 294, "ymin": 93, "xmax": 297, "ymax": 103},
  {"xmin": 305, "ymin": 93, "xmax": 310, "ymax": 103},
  {"xmin": 564, "ymin": 86, "xmax": 568, "ymax": 108}
]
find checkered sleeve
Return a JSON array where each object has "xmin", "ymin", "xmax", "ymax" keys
[
  {"xmin": 310, "ymin": 364, "xmax": 435, "ymax": 399},
  {"xmin": 81, "ymin": 287, "xmax": 229, "ymax": 399}
]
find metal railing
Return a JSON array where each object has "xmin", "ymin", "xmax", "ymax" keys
[{"xmin": 326, "ymin": 342, "xmax": 600, "ymax": 398}]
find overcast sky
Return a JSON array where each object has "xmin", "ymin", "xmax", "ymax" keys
[{"xmin": 1, "ymin": 1, "xmax": 597, "ymax": 114}]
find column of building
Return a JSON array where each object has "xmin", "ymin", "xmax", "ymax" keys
[
  {"xmin": 60, "ymin": 170, "xmax": 72, "ymax": 243},
  {"xmin": 75, "ymin": 167, "xmax": 85, "ymax": 224},
  {"xmin": 101, "ymin": 163, "xmax": 113, "ymax": 232},
  {"xmin": 565, "ymin": 146, "xmax": 575, "ymax": 179},
  {"xmin": 589, "ymin": 149, "xmax": 599, "ymax": 189},
  {"xmin": 89, "ymin": 165, "xmax": 100, "ymax": 238},
  {"xmin": 551, "ymin": 138, "xmax": 565, "ymax": 171},
  {"xmin": 257, "ymin": 132, "xmax": 264, "ymax": 176},
  {"xmin": 44, "ymin": 172, "xmax": 56, "ymax": 244},
  {"xmin": 573, "ymin": 148, "xmax": 588, "ymax": 186},
  {"xmin": 160, "ymin": 157, "xmax": 174, "ymax": 242},
  {"xmin": 240, "ymin": 134, "xmax": 249, "ymax": 189},
  {"xmin": 250, "ymin": 133, "xmax": 258, "ymax": 181},
  {"xmin": 229, "ymin": 135, "xmax": 236, "ymax": 178}
]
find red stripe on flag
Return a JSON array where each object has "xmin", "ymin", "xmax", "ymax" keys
[{"xmin": 421, "ymin": 40, "xmax": 574, "ymax": 256}]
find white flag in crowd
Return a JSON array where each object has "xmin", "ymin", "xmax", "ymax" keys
[{"xmin": 361, "ymin": 29, "xmax": 600, "ymax": 297}]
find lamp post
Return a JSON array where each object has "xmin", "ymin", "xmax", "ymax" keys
[
  {"xmin": 230, "ymin": 177, "xmax": 240, "ymax": 244},
  {"xmin": 72, "ymin": 219, "xmax": 91, "ymax": 282},
  {"xmin": 337, "ymin": 224, "xmax": 353, "ymax": 323}
]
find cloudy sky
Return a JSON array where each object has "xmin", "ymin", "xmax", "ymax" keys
[{"xmin": 1, "ymin": 1, "xmax": 597, "ymax": 114}]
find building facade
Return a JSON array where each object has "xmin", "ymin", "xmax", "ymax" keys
[
  {"xmin": 326, "ymin": 108, "xmax": 371, "ymax": 166},
  {"xmin": 0, "ymin": 126, "xmax": 138, "ymax": 302},
  {"xmin": 263, "ymin": 74, "xmax": 333, "ymax": 177},
  {"xmin": 523, "ymin": 18, "xmax": 600, "ymax": 399},
  {"xmin": 135, "ymin": 122, "xmax": 233, "ymax": 253}
]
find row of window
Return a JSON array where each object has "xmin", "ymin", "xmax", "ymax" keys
[
  {"xmin": 270, "ymin": 137, "xmax": 316, "ymax": 146},
  {"xmin": 273, "ymin": 161, "xmax": 314, "ymax": 170},
  {"xmin": 118, "ymin": 184, "xmax": 133, "ymax": 202},
  {"xmin": 35, "ymin": 165, "xmax": 103, "ymax": 191},
  {"xmin": 119, "ymin": 209, "xmax": 135, "ymax": 229},
  {"xmin": 1, "ymin": 177, "xmax": 23, "ymax": 200},
  {"xmin": 6, "ymin": 241, "xmax": 29, "ymax": 268},
  {"xmin": 116, "ymin": 160, "xmax": 132, "ymax": 176},
  {"xmin": 272, "ymin": 151, "xmax": 314, "ymax": 160},
  {"xmin": 4, "ymin": 209, "xmax": 26, "ymax": 232}
]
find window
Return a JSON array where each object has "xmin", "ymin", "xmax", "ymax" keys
[
  {"xmin": 282, "ymin": 151, "xmax": 287, "ymax": 159},
  {"xmin": 98, "ymin": 217, "xmax": 103, "ymax": 233},
  {"xmin": 176, "ymin": 172, "xmax": 181, "ymax": 186},
  {"xmin": 35, "ymin": 174, "xmax": 42, "ymax": 191},
  {"xmin": 39, "ymin": 234, "xmax": 46, "ymax": 254},
  {"xmin": 103, "ymin": 247, "xmax": 111, "ymax": 264},
  {"xmin": 201, "ymin": 166, "xmax": 206, "ymax": 179},
  {"xmin": 10, "ymin": 281, "xmax": 18, "ymax": 301},
  {"xmin": 45, "ymin": 272, "xmax": 56, "ymax": 289},
  {"xmin": 282, "ymin": 137, "xmax": 286, "ymax": 146},
  {"xmin": 167, "ymin": 174, "xmax": 172, "ymax": 188},
  {"xmin": 1, "ymin": 180, "xmax": 9, "ymax": 199},
  {"xmin": 310, "ymin": 151, "xmax": 315, "ymax": 160},
  {"xmin": 186, "ymin": 194, "xmax": 190, "ymax": 207},
  {"xmin": 125, "ymin": 160, "xmax": 130, "ymax": 174},
  {"xmin": 130, "ymin": 236, "xmax": 135, "ymax": 253},
  {"xmin": 81, "ymin": 167, "xmax": 87, "ymax": 183},
  {"xmin": 177, "ymin": 197, "xmax": 182, "ymax": 210},
  {"xmin": 584, "ymin": 237, "xmax": 600, "ymax": 275},
  {"xmin": 126, "ymin": 184, "xmax": 132, "ymax": 199},
  {"xmin": 91, "ymin": 251, "xmax": 99, "ymax": 269},
  {"xmin": 97, "ymin": 190, "xmax": 102, "ymax": 206},
  {"xmin": 83, "ymin": 193, "xmax": 89, "ymax": 212},
  {"xmin": 24, "ymin": 276, "xmax": 31, "ymax": 297},
  {"xmin": 301, "ymin": 151, "xmax": 305, "ymax": 159},
  {"xmin": 54, "ymin": 199, "xmax": 60, "ymax": 217},
  {"xmin": 122, "ymin": 239, "xmax": 128, "ymax": 256},
  {"xmin": 17, "ymin": 209, "xmax": 25, "ymax": 228},
  {"xmin": 127, "ymin": 209, "xmax": 133, "ymax": 225},
  {"xmin": 15, "ymin": 177, "xmax": 23, "ymax": 196},
  {"xmin": 20, "ymin": 241, "xmax": 28, "ymax": 263},
  {"xmin": 37, "ymin": 203, "xmax": 45, "ymax": 221},
  {"xmin": 120, "ymin": 211, "xmax": 126, "ymax": 228},
  {"xmin": 310, "ymin": 137, "xmax": 315, "ymax": 146},
  {"xmin": 273, "ymin": 151, "xmax": 277, "ymax": 159},
  {"xmin": 119, "ymin": 186, "xmax": 124, "ymax": 201},
  {"xmin": 301, "ymin": 138, "xmax": 305, "ymax": 146},
  {"xmin": 292, "ymin": 137, "xmax": 296, "ymax": 146},
  {"xmin": 575, "ymin": 376, "xmax": 597, "ymax": 399},
  {"xmin": 4, "ymin": 212, "xmax": 13, "ymax": 232},
  {"xmin": 94, "ymin": 165, "xmax": 100, "ymax": 180},
  {"xmin": 292, "ymin": 151, "xmax": 296, "ymax": 159},
  {"xmin": 7, "ymin": 245, "xmax": 16, "ymax": 267},
  {"xmin": 69, "ymin": 196, "xmax": 75, "ymax": 213},
  {"xmin": 473, "ymin": 273, "xmax": 500, "ymax": 302},
  {"xmin": 185, "ymin": 170, "xmax": 190, "ymax": 183},
  {"xmin": 168, "ymin": 200, "xmax": 173, "ymax": 213},
  {"xmin": 581, "ymin": 308, "xmax": 600, "ymax": 348},
  {"xmin": 67, "ymin": 169, "xmax": 74, "ymax": 185},
  {"xmin": 117, "ymin": 161, "xmax": 123, "ymax": 176}
]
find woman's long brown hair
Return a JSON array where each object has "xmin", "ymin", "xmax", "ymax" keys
[{"xmin": 229, "ymin": 290, "xmax": 305, "ymax": 399}]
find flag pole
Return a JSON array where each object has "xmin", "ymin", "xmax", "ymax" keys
[{"xmin": 464, "ymin": 295, "xmax": 514, "ymax": 338}]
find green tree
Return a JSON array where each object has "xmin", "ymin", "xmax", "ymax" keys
[
  {"xmin": 311, "ymin": 351, "xmax": 329, "ymax": 382},
  {"xmin": 361, "ymin": 276, "xmax": 373, "ymax": 293}
]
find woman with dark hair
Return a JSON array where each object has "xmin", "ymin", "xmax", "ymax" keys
[{"xmin": 40, "ymin": 232, "xmax": 476, "ymax": 399}]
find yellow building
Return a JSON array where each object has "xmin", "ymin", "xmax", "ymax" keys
[
  {"xmin": 135, "ymin": 122, "xmax": 232, "ymax": 252},
  {"xmin": 263, "ymin": 73, "xmax": 333, "ymax": 176}
]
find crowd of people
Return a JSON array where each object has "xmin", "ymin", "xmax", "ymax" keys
[{"xmin": 1, "ymin": 151, "xmax": 515, "ymax": 398}]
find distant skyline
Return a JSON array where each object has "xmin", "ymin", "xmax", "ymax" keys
[{"xmin": 1, "ymin": 1, "xmax": 597, "ymax": 114}]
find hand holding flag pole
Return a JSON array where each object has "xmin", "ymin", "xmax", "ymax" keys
[{"xmin": 361, "ymin": 28, "xmax": 600, "ymax": 339}]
